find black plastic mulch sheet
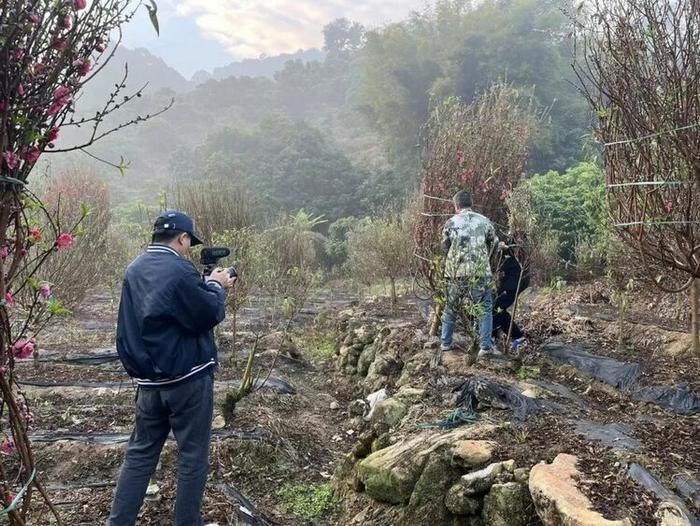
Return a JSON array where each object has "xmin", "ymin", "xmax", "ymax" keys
[
  {"xmin": 627, "ymin": 463, "xmax": 700, "ymax": 526},
  {"xmin": 573, "ymin": 421, "xmax": 642, "ymax": 451},
  {"xmin": 218, "ymin": 482, "xmax": 272, "ymax": 526},
  {"xmin": 454, "ymin": 376, "xmax": 555, "ymax": 420},
  {"xmin": 541, "ymin": 342, "xmax": 700, "ymax": 415},
  {"xmin": 673, "ymin": 473, "xmax": 700, "ymax": 510},
  {"xmin": 541, "ymin": 342, "xmax": 644, "ymax": 391},
  {"xmin": 632, "ymin": 383, "xmax": 700, "ymax": 415}
]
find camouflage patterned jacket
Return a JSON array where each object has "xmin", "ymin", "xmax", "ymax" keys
[{"xmin": 441, "ymin": 208, "xmax": 497, "ymax": 279}]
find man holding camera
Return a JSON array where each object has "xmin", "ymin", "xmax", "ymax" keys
[{"xmin": 108, "ymin": 210, "xmax": 234, "ymax": 526}]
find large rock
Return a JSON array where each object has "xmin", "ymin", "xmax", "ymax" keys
[
  {"xmin": 445, "ymin": 460, "xmax": 515, "ymax": 517},
  {"xmin": 397, "ymin": 349, "xmax": 433, "ymax": 387},
  {"xmin": 357, "ymin": 345, "xmax": 376, "ymax": 376},
  {"xmin": 357, "ymin": 427, "xmax": 493, "ymax": 504},
  {"xmin": 395, "ymin": 386, "xmax": 426, "ymax": 403},
  {"xmin": 529, "ymin": 454, "xmax": 632, "ymax": 526},
  {"xmin": 483, "ymin": 482, "xmax": 539, "ymax": 526},
  {"xmin": 353, "ymin": 325, "xmax": 376, "ymax": 345},
  {"xmin": 403, "ymin": 453, "xmax": 460, "ymax": 523},
  {"xmin": 445, "ymin": 484, "xmax": 483, "ymax": 515},
  {"xmin": 370, "ymin": 398, "xmax": 409, "ymax": 429},
  {"xmin": 656, "ymin": 501, "xmax": 694, "ymax": 526},
  {"xmin": 459, "ymin": 461, "xmax": 512, "ymax": 495},
  {"xmin": 451, "ymin": 440, "xmax": 496, "ymax": 469}
]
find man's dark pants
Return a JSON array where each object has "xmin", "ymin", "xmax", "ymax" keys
[
  {"xmin": 493, "ymin": 287, "xmax": 525, "ymax": 339},
  {"xmin": 107, "ymin": 374, "xmax": 213, "ymax": 526},
  {"xmin": 492, "ymin": 274, "xmax": 530, "ymax": 340}
]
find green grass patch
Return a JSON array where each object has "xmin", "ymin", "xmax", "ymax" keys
[
  {"xmin": 294, "ymin": 332, "xmax": 337, "ymax": 363},
  {"xmin": 515, "ymin": 366, "xmax": 541, "ymax": 380},
  {"xmin": 540, "ymin": 277, "xmax": 567, "ymax": 296},
  {"xmin": 277, "ymin": 482, "xmax": 336, "ymax": 522}
]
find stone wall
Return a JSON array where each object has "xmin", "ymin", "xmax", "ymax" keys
[{"xmin": 333, "ymin": 422, "xmax": 539, "ymax": 526}]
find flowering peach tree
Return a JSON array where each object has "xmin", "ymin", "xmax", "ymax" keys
[
  {"xmin": 0, "ymin": 0, "xmax": 162, "ymax": 522},
  {"xmin": 573, "ymin": 0, "xmax": 700, "ymax": 354},
  {"xmin": 415, "ymin": 83, "xmax": 537, "ymax": 299}
]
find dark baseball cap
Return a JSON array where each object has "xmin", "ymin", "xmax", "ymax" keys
[{"xmin": 153, "ymin": 210, "xmax": 203, "ymax": 246}]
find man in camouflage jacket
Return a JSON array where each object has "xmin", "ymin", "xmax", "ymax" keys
[{"xmin": 439, "ymin": 190, "xmax": 499, "ymax": 357}]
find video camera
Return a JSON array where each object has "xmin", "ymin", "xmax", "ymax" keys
[{"xmin": 200, "ymin": 247, "xmax": 238, "ymax": 279}]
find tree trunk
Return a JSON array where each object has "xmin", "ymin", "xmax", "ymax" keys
[
  {"xmin": 232, "ymin": 308, "xmax": 237, "ymax": 353},
  {"xmin": 430, "ymin": 302, "xmax": 443, "ymax": 336},
  {"xmin": 390, "ymin": 278, "xmax": 397, "ymax": 306},
  {"xmin": 618, "ymin": 298, "xmax": 626, "ymax": 351},
  {"xmin": 691, "ymin": 279, "xmax": 699, "ymax": 355}
]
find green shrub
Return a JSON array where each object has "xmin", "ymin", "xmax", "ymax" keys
[
  {"xmin": 324, "ymin": 216, "xmax": 367, "ymax": 270},
  {"xmin": 524, "ymin": 161, "xmax": 606, "ymax": 261},
  {"xmin": 345, "ymin": 211, "xmax": 413, "ymax": 304},
  {"xmin": 277, "ymin": 482, "xmax": 336, "ymax": 522}
]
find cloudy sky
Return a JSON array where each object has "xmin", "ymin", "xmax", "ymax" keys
[{"xmin": 122, "ymin": 0, "xmax": 427, "ymax": 77}]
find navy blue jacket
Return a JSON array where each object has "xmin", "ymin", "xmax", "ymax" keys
[{"xmin": 116, "ymin": 244, "xmax": 227, "ymax": 387}]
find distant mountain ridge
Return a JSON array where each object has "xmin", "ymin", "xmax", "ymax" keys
[
  {"xmin": 206, "ymin": 48, "xmax": 325, "ymax": 82},
  {"xmin": 79, "ymin": 46, "xmax": 327, "ymax": 111},
  {"xmin": 79, "ymin": 46, "xmax": 189, "ymax": 108}
]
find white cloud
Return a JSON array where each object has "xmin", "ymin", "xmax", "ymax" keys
[{"xmin": 174, "ymin": 0, "xmax": 427, "ymax": 58}]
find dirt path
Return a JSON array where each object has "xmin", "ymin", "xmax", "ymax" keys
[
  {"xmin": 15, "ymin": 282, "xmax": 700, "ymax": 525},
  {"xmin": 23, "ymin": 290, "xmax": 359, "ymax": 525}
]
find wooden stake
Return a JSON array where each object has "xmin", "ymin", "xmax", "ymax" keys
[{"xmin": 691, "ymin": 279, "xmax": 699, "ymax": 355}]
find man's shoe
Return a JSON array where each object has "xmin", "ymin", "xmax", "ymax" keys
[
  {"xmin": 511, "ymin": 337, "xmax": 527, "ymax": 351},
  {"xmin": 477, "ymin": 348, "xmax": 492, "ymax": 358},
  {"xmin": 440, "ymin": 344, "xmax": 453, "ymax": 351}
]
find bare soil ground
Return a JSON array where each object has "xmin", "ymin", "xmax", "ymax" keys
[
  {"xmin": 24, "ymin": 290, "xmax": 362, "ymax": 525},
  {"xmin": 15, "ymin": 280, "xmax": 700, "ymax": 525}
]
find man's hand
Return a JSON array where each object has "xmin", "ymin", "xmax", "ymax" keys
[{"xmin": 209, "ymin": 268, "xmax": 235, "ymax": 289}]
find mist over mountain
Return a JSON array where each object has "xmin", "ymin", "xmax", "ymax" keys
[
  {"xmin": 207, "ymin": 48, "xmax": 326, "ymax": 82},
  {"xmin": 49, "ymin": 4, "xmax": 591, "ymax": 225},
  {"xmin": 81, "ymin": 46, "xmax": 327, "ymax": 106},
  {"xmin": 80, "ymin": 47, "xmax": 190, "ymax": 108}
]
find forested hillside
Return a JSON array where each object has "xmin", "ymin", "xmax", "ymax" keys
[{"xmin": 47, "ymin": 0, "xmax": 590, "ymax": 223}]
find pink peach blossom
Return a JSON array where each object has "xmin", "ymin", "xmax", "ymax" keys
[
  {"xmin": 22, "ymin": 147, "xmax": 40, "ymax": 164},
  {"xmin": 73, "ymin": 58, "xmax": 91, "ymax": 76},
  {"xmin": 56, "ymin": 232, "xmax": 74, "ymax": 249},
  {"xmin": 39, "ymin": 283, "xmax": 52, "ymax": 299},
  {"xmin": 51, "ymin": 38, "xmax": 67, "ymax": 51},
  {"xmin": 53, "ymin": 86, "xmax": 71, "ymax": 100},
  {"xmin": 0, "ymin": 437, "xmax": 16, "ymax": 456},
  {"xmin": 13, "ymin": 339, "xmax": 34, "ymax": 359},
  {"xmin": 28, "ymin": 227, "xmax": 42, "ymax": 241},
  {"xmin": 3, "ymin": 151, "xmax": 18, "ymax": 170}
]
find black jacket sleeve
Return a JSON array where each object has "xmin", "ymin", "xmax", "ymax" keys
[
  {"xmin": 172, "ymin": 263, "xmax": 227, "ymax": 333},
  {"xmin": 441, "ymin": 222, "xmax": 452, "ymax": 253}
]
